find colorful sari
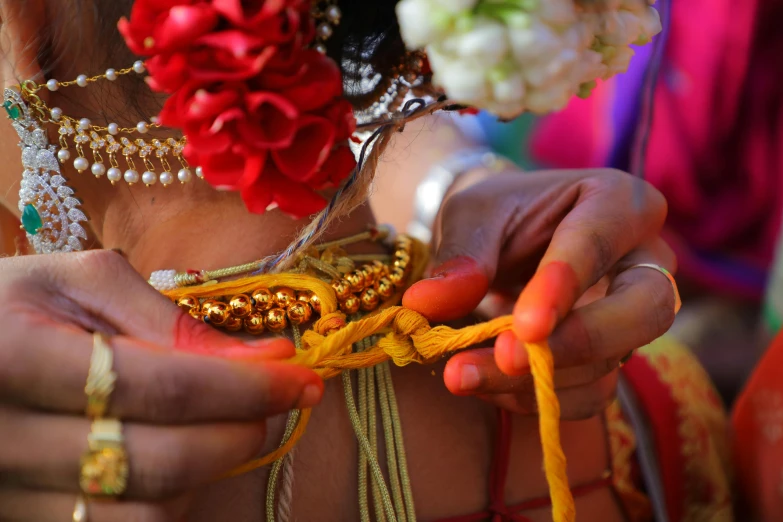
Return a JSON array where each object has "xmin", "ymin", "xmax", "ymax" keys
[{"xmin": 616, "ymin": 337, "xmax": 733, "ymax": 521}]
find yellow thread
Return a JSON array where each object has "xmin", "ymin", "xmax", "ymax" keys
[{"xmin": 172, "ymin": 272, "xmax": 574, "ymax": 521}]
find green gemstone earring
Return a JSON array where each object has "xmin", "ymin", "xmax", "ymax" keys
[{"xmin": 4, "ymin": 87, "xmax": 87, "ymax": 254}]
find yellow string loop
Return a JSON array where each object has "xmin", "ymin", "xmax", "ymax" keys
[{"xmin": 166, "ymin": 274, "xmax": 575, "ymax": 522}]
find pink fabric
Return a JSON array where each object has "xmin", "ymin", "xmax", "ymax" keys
[{"xmin": 532, "ymin": 0, "xmax": 783, "ymax": 299}]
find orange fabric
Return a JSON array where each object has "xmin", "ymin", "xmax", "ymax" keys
[{"xmin": 732, "ymin": 330, "xmax": 783, "ymax": 521}]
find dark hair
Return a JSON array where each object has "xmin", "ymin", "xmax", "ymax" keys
[{"xmin": 35, "ymin": 0, "xmax": 406, "ymax": 119}]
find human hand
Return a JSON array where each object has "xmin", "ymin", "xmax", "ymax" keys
[
  {"xmin": 403, "ymin": 169, "xmax": 677, "ymax": 419},
  {"xmin": 0, "ymin": 250, "xmax": 323, "ymax": 521}
]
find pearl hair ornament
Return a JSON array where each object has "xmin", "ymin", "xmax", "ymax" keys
[{"xmin": 19, "ymin": 64, "xmax": 203, "ymax": 188}]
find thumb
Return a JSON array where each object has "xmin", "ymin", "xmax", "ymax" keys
[{"xmin": 402, "ymin": 192, "xmax": 505, "ymax": 322}]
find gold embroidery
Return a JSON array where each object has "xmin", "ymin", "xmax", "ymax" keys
[
  {"xmin": 637, "ymin": 338, "xmax": 733, "ymax": 522},
  {"xmin": 606, "ymin": 401, "xmax": 653, "ymax": 522}
]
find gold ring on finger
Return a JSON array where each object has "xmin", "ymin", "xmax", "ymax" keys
[
  {"xmin": 85, "ymin": 332, "xmax": 117, "ymax": 419},
  {"xmin": 79, "ymin": 418, "xmax": 129, "ymax": 497}
]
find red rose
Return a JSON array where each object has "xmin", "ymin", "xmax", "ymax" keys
[
  {"xmin": 118, "ymin": 0, "xmax": 218, "ymax": 55},
  {"xmin": 146, "ymin": 30, "xmax": 278, "ymax": 91},
  {"xmin": 212, "ymin": 0, "xmax": 313, "ymax": 42},
  {"xmin": 120, "ymin": 0, "xmax": 357, "ymax": 217}
]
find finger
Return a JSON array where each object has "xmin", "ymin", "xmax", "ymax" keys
[
  {"xmin": 0, "ymin": 490, "xmax": 189, "ymax": 522},
  {"xmin": 0, "ymin": 406, "xmax": 267, "ymax": 500},
  {"xmin": 498, "ymin": 247, "xmax": 676, "ymax": 374},
  {"xmin": 0, "ymin": 326, "xmax": 322, "ymax": 422},
  {"xmin": 512, "ymin": 174, "xmax": 667, "ymax": 342},
  {"xmin": 7, "ymin": 249, "xmax": 256, "ymax": 353},
  {"xmin": 487, "ymin": 370, "xmax": 619, "ymax": 420},
  {"xmin": 443, "ymin": 347, "xmax": 620, "ymax": 396}
]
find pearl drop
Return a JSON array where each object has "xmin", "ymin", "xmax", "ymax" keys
[
  {"xmin": 142, "ymin": 171, "xmax": 157, "ymax": 185},
  {"xmin": 107, "ymin": 167, "xmax": 122, "ymax": 183},
  {"xmin": 136, "ymin": 121, "xmax": 149, "ymax": 134},
  {"xmin": 150, "ymin": 116, "xmax": 159, "ymax": 124},
  {"xmin": 50, "ymin": 107, "xmax": 62, "ymax": 120},
  {"xmin": 159, "ymin": 171, "xmax": 173, "ymax": 186},
  {"xmin": 195, "ymin": 166, "xmax": 204, "ymax": 178},
  {"xmin": 133, "ymin": 60, "xmax": 146, "ymax": 74},
  {"xmin": 326, "ymin": 5, "xmax": 342, "ymax": 23},
  {"xmin": 124, "ymin": 169, "xmax": 140, "ymax": 184},
  {"xmin": 108, "ymin": 123, "xmax": 119, "ymax": 135},
  {"xmin": 105, "ymin": 68, "xmax": 118, "ymax": 81},
  {"xmin": 76, "ymin": 75, "xmax": 88, "ymax": 87},
  {"xmin": 315, "ymin": 43, "xmax": 328, "ymax": 54},
  {"xmin": 73, "ymin": 157, "xmax": 89, "ymax": 172},
  {"xmin": 78, "ymin": 118, "xmax": 91, "ymax": 131},
  {"xmin": 57, "ymin": 149, "xmax": 71, "ymax": 161},
  {"xmin": 46, "ymin": 79, "xmax": 59, "ymax": 91},
  {"xmin": 316, "ymin": 23, "xmax": 333, "ymax": 40},
  {"xmin": 177, "ymin": 168, "xmax": 192, "ymax": 183},
  {"xmin": 91, "ymin": 162, "xmax": 106, "ymax": 177}
]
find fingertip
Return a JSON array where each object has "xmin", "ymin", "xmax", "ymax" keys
[
  {"xmin": 513, "ymin": 261, "xmax": 575, "ymax": 341},
  {"xmin": 512, "ymin": 306, "xmax": 557, "ymax": 343},
  {"xmin": 402, "ymin": 256, "xmax": 489, "ymax": 322},
  {"xmin": 495, "ymin": 331, "xmax": 529, "ymax": 376}
]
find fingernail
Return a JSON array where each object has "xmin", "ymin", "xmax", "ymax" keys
[
  {"xmin": 459, "ymin": 364, "xmax": 481, "ymax": 391},
  {"xmin": 297, "ymin": 384, "xmax": 322, "ymax": 409}
]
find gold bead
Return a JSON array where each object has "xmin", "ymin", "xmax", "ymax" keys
[
  {"xmin": 205, "ymin": 302, "xmax": 230, "ymax": 327},
  {"xmin": 396, "ymin": 236, "xmax": 413, "ymax": 250},
  {"xmin": 201, "ymin": 299, "xmax": 221, "ymax": 312},
  {"xmin": 287, "ymin": 302, "xmax": 313, "ymax": 325},
  {"xmin": 244, "ymin": 312, "xmax": 266, "ymax": 335},
  {"xmin": 372, "ymin": 260, "xmax": 388, "ymax": 278},
  {"xmin": 297, "ymin": 291, "xmax": 322, "ymax": 315},
  {"xmin": 223, "ymin": 315, "xmax": 243, "ymax": 333},
  {"xmin": 229, "ymin": 294, "xmax": 254, "ymax": 318},
  {"xmin": 394, "ymin": 251, "xmax": 410, "ymax": 270},
  {"xmin": 265, "ymin": 308, "xmax": 288, "ymax": 332},
  {"xmin": 360, "ymin": 288, "xmax": 380, "ymax": 311},
  {"xmin": 332, "ymin": 279, "xmax": 352, "ymax": 300},
  {"xmin": 309, "ymin": 293, "xmax": 322, "ymax": 314},
  {"xmin": 188, "ymin": 308, "xmax": 204, "ymax": 322},
  {"xmin": 375, "ymin": 277, "xmax": 395, "ymax": 298},
  {"xmin": 345, "ymin": 270, "xmax": 365, "ymax": 292},
  {"xmin": 252, "ymin": 288, "xmax": 275, "ymax": 311},
  {"xmin": 176, "ymin": 295, "xmax": 199, "ymax": 313},
  {"xmin": 388, "ymin": 268, "xmax": 406, "ymax": 286},
  {"xmin": 274, "ymin": 287, "xmax": 296, "ymax": 308},
  {"xmin": 360, "ymin": 265, "xmax": 376, "ymax": 287},
  {"xmin": 340, "ymin": 296, "xmax": 360, "ymax": 315}
]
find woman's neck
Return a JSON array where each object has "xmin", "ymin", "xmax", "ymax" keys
[{"xmin": 96, "ymin": 186, "xmax": 378, "ymax": 278}]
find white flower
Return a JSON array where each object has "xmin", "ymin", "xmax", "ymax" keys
[
  {"xmin": 396, "ymin": 0, "xmax": 662, "ymax": 118},
  {"xmin": 396, "ymin": 0, "xmax": 450, "ymax": 49}
]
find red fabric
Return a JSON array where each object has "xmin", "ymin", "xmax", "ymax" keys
[
  {"xmin": 433, "ymin": 409, "xmax": 612, "ymax": 522},
  {"xmin": 732, "ymin": 330, "xmax": 783, "ymax": 519},
  {"xmin": 621, "ymin": 356, "xmax": 685, "ymax": 522}
]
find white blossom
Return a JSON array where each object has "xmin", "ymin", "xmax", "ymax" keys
[{"xmin": 396, "ymin": 0, "xmax": 662, "ymax": 118}]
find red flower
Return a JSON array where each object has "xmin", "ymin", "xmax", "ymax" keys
[
  {"xmin": 120, "ymin": 0, "xmax": 357, "ymax": 217},
  {"xmin": 119, "ymin": 0, "xmax": 218, "ymax": 55}
]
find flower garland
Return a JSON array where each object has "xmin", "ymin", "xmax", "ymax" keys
[
  {"xmin": 119, "ymin": 0, "xmax": 357, "ymax": 218},
  {"xmin": 396, "ymin": 0, "xmax": 662, "ymax": 118}
]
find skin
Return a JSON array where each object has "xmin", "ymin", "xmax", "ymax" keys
[{"xmin": 0, "ymin": 2, "xmax": 676, "ymax": 521}]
